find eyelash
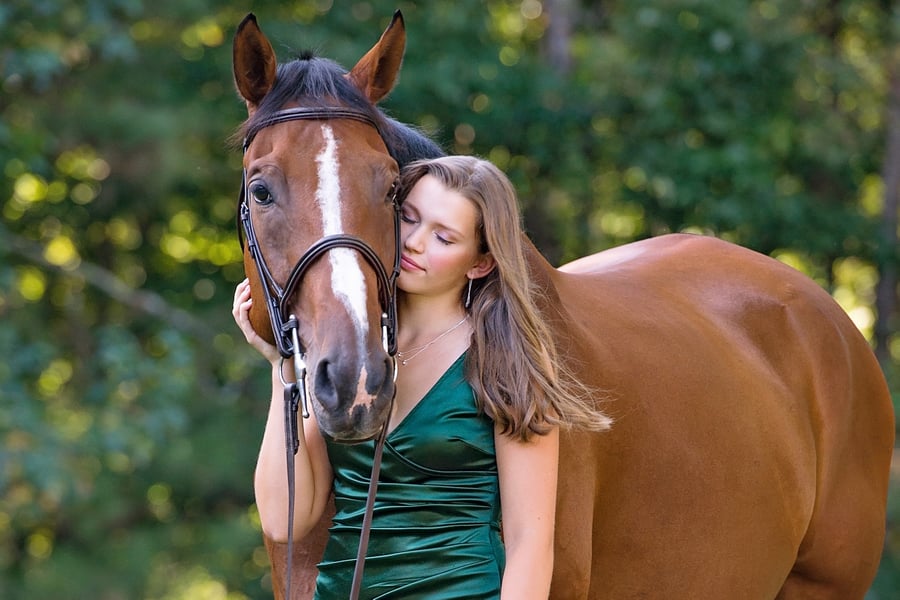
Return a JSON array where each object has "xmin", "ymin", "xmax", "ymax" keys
[{"xmin": 401, "ymin": 213, "xmax": 452, "ymax": 245}]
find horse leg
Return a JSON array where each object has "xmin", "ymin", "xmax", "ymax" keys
[
  {"xmin": 776, "ymin": 321, "xmax": 893, "ymax": 599},
  {"xmin": 549, "ymin": 430, "xmax": 600, "ymax": 600},
  {"xmin": 775, "ymin": 448, "xmax": 891, "ymax": 600},
  {"xmin": 265, "ymin": 496, "xmax": 334, "ymax": 600},
  {"xmin": 776, "ymin": 485, "xmax": 887, "ymax": 600}
]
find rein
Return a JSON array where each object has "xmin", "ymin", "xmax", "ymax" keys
[{"xmin": 238, "ymin": 106, "xmax": 400, "ymax": 600}]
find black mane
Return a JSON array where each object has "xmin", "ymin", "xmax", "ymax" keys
[{"xmin": 239, "ymin": 55, "xmax": 444, "ymax": 166}]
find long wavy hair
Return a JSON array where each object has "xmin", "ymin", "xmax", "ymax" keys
[{"xmin": 397, "ymin": 156, "xmax": 612, "ymax": 441}]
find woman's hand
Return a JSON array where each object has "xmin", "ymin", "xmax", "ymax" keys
[{"xmin": 232, "ymin": 278, "xmax": 281, "ymax": 364}]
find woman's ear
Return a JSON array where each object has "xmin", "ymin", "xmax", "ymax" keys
[{"xmin": 468, "ymin": 253, "xmax": 496, "ymax": 279}]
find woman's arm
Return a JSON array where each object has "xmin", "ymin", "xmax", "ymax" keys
[
  {"xmin": 495, "ymin": 425, "xmax": 559, "ymax": 600},
  {"xmin": 233, "ymin": 279, "xmax": 333, "ymax": 542}
]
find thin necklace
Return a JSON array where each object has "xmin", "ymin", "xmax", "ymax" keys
[{"xmin": 397, "ymin": 316, "xmax": 468, "ymax": 366}]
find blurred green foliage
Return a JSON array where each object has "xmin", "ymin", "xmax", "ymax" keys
[{"xmin": 1, "ymin": 0, "xmax": 897, "ymax": 598}]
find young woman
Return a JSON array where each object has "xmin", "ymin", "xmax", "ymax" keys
[{"xmin": 233, "ymin": 156, "xmax": 610, "ymax": 599}]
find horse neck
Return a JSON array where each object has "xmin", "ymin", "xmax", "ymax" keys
[
  {"xmin": 519, "ymin": 234, "xmax": 588, "ymax": 390},
  {"xmin": 520, "ymin": 233, "xmax": 565, "ymax": 320}
]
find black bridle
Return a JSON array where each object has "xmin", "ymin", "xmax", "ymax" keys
[
  {"xmin": 238, "ymin": 106, "xmax": 400, "ymax": 600},
  {"xmin": 239, "ymin": 106, "xmax": 400, "ymax": 361}
]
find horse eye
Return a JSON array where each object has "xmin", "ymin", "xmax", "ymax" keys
[{"xmin": 249, "ymin": 182, "xmax": 273, "ymax": 205}]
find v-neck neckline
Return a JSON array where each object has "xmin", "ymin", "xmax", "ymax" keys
[{"xmin": 387, "ymin": 351, "xmax": 467, "ymax": 439}]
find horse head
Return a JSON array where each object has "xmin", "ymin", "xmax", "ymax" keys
[{"xmin": 232, "ymin": 12, "xmax": 423, "ymax": 442}]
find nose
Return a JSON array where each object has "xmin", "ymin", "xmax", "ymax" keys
[{"xmin": 402, "ymin": 225, "xmax": 425, "ymax": 254}]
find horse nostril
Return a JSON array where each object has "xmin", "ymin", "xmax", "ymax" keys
[
  {"xmin": 313, "ymin": 359, "xmax": 341, "ymax": 412},
  {"xmin": 362, "ymin": 357, "xmax": 390, "ymax": 397}
]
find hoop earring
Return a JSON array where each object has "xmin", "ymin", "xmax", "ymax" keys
[{"xmin": 465, "ymin": 278, "xmax": 474, "ymax": 309}]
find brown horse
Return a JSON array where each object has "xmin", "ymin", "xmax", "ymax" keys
[{"xmin": 232, "ymin": 12, "xmax": 895, "ymax": 600}]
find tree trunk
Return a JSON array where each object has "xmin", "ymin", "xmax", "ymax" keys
[
  {"xmin": 542, "ymin": 0, "xmax": 574, "ymax": 75},
  {"xmin": 874, "ymin": 53, "xmax": 900, "ymax": 367}
]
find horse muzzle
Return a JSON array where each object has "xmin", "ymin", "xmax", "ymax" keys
[{"xmin": 309, "ymin": 350, "xmax": 395, "ymax": 443}]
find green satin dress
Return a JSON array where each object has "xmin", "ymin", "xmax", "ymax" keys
[{"xmin": 314, "ymin": 353, "xmax": 504, "ymax": 600}]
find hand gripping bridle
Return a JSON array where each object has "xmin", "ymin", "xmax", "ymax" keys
[{"xmin": 238, "ymin": 106, "xmax": 400, "ymax": 600}]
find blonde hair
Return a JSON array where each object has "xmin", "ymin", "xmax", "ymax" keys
[{"xmin": 397, "ymin": 156, "xmax": 611, "ymax": 441}]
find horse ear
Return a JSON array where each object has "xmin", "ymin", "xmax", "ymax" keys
[
  {"xmin": 347, "ymin": 10, "xmax": 406, "ymax": 103},
  {"xmin": 233, "ymin": 13, "xmax": 277, "ymax": 114}
]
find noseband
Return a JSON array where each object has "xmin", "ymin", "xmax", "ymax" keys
[{"xmin": 238, "ymin": 106, "xmax": 400, "ymax": 600}]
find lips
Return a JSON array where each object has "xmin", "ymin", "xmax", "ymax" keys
[{"xmin": 400, "ymin": 255, "xmax": 423, "ymax": 271}]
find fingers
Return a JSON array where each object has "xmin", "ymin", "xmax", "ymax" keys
[
  {"xmin": 234, "ymin": 277, "xmax": 250, "ymax": 306},
  {"xmin": 232, "ymin": 278, "xmax": 280, "ymax": 363},
  {"xmin": 231, "ymin": 278, "xmax": 255, "ymax": 337},
  {"xmin": 232, "ymin": 278, "xmax": 252, "ymax": 323}
]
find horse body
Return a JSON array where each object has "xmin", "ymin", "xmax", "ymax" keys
[
  {"xmin": 541, "ymin": 233, "xmax": 893, "ymax": 598},
  {"xmin": 231, "ymin": 13, "xmax": 894, "ymax": 600}
]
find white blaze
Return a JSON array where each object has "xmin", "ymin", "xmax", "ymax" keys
[{"xmin": 315, "ymin": 125, "xmax": 369, "ymax": 344}]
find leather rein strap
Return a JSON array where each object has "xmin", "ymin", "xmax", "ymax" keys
[{"xmin": 238, "ymin": 106, "xmax": 400, "ymax": 600}]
